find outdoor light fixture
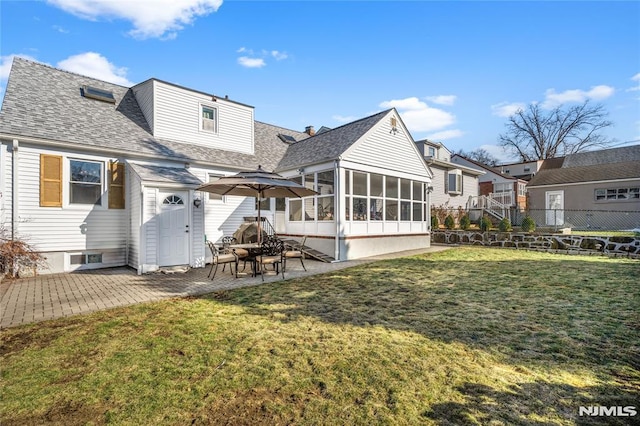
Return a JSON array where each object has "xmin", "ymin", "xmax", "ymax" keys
[
  {"xmin": 193, "ymin": 198, "xmax": 202, "ymax": 208},
  {"xmin": 426, "ymin": 185, "xmax": 434, "ymax": 194}
]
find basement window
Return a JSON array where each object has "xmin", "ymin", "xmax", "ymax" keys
[
  {"xmin": 70, "ymin": 253, "xmax": 103, "ymax": 265},
  {"xmin": 82, "ymin": 86, "xmax": 116, "ymax": 103}
]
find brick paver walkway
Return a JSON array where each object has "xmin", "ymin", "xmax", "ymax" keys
[{"xmin": 0, "ymin": 246, "xmax": 450, "ymax": 328}]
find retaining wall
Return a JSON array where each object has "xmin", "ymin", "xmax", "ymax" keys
[{"xmin": 431, "ymin": 230, "xmax": 640, "ymax": 258}]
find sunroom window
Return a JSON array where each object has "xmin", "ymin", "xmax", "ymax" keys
[
  {"xmin": 70, "ymin": 159, "xmax": 102, "ymax": 205},
  {"xmin": 344, "ymin": 169, "xmax": 427, "ymax": 223}
]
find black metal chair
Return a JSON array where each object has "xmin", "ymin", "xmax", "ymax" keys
[
  {"xmin": 207, "ymin": 241, "xmax": 238, "ymax": 280},
  {"xmin": 283, "ymin": 235, "xmax": 307, "ymax": 272},
  {"xmin": 257, "ymin": 236, "xmax": 285, "ymax": 281}
]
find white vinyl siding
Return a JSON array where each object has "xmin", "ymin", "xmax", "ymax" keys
[
  {"xmin": 14, "ymin": 146, "xmax": 127, "ymax": 259},
  {"xmin": 128, "ymin": 164, "xmax": 142, "ymax": 269},
  {"xmin": 132, "ymin": 80, "xmax": 154, "ymax": 132},
  {"xmin": 143, "ymin": 187, "xmax": 158, "ymax": 265},
  {"xmin": 0, "ymin": 143, "xmax": 8, "ymax": 229},
  {"xmin": 344, "ymin": 112, "xmax": 430, "ymax": 178},
  {"xmin": 191, "ymin": 166, "xmax": 256, "ymax": 245},
  {"xmin": 191, "ymin": 189, "xmax": 205, "ymax": 268},
  {"xmin": 152, "ymin": 81, "xmax": 254, "ymax": 154}
]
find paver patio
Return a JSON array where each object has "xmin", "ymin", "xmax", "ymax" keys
[{"xmin": 0, "ymin": 246, "xmax": 450, "ymax": 328}]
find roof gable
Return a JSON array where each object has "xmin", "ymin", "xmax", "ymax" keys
[
  {"xmin": 276, "ymin": 110, "xmax": 390, "ymax": 170},
  {"xmin": 342, "ymin": 109, "xmax": 432, "ymax": 178}
]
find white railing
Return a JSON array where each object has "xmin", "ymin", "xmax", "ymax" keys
[
  {"xmin": 466, "ymin": 194, "xmax": 511, "ymax": 221},
  {"xmin": 489, "ymin": 190, "xmax": 514, "ymax": 207}
]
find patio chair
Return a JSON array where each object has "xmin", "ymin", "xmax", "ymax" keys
[
  {"xmin": 257, "ymin": 236, "xmax": 285, "ymax": 281},
  {"xmin": 283, "ymin": 235, "xmax": 307, "ymax": 272},
  {"xmin": 221, "ymin": 236, "xmax": 249, "ymax": 272},
  {"xmin": 207, "ymin": 241, "xmax": 238, "ymax": 280}
]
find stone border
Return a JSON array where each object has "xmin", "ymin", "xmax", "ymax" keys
[{"xmin": 432, "ymin": 230, "xmax": 640, "ymax": 259}]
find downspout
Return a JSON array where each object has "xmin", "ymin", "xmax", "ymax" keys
[
  {"xmin": 11, "ymin": 139, "xmax": 18, "ymax": 241},
  {"xmin": 334, "ymin": 159, "xmax": 340, "ymax": 261},
  {"xmin": 426, "ymin": 183, "xmax": 433, "ymax": 240}
]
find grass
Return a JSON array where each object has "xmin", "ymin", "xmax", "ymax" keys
[{"xmin": 1, "ymin": 247, "xmax": 639, "ymax": 425}]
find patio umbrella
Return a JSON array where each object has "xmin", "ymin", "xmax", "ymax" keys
[{"xmin": 197, "ymin": 165, "xmax": 318, "ymax": 245}]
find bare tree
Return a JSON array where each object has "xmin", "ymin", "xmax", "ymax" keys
[
  {"xmin": 455, "ymin": 148, "xmax": 500, "ymax": 167},
  {"xmin": 499, "ymin": 101, "xmax": 613, "ymax": 161}
]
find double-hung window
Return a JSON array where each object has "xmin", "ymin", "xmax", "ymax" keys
[
  {"xmin": 70, "ymin": 159, "xmax": 102, "ymax": 205},
  {"xmin": 201, "ymin": 105, "xmax": 217, "ymax": 133},
  {"xmin": 447, "ymin": 169, "xmax": 462, "ymax": 194}
]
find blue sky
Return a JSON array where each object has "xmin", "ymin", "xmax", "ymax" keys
[{"xmin": 1, "ymin": 0, "xmax": 639, "ymax": 162}]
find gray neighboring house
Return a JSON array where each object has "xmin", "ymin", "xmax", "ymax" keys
[
  {"xmin": 0, "ymin": 58, "xmax": 432, "ymax": 274},
  {"xmin": 526, "ymin": 145, "xmax": 640, "ymax": 229}
]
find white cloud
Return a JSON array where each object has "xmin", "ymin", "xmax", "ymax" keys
[
  {"xmin": 491, "ymin": 101, "xmax": 526, "ymax": 117},
  {"xmin": 541, "ymin": 85, "xmax": 615, "ymax": 109},
  {"xmin": 426, "ymin": 129, "xmax": 464, "ymax": 141},
  {"xmin": 237, "ymin": 56, "xmax": 266, "ymax": 68},
  {"xmin": 627, "ymin": 72, "xmax": 640, "ymax": 92},
  {"xmin": 57, "ymin": 52, "xmax": 133, "ymax": 86},
  {"xmin": 425, "ymin": 95, "xmax": 456, "ymax": 106},
  {"xmin": 379, "ymin": 97, "xmax": 455, "ymax": 132},
  {"xmin": 236, "ymin": 47, "xmax": 288, "ymax": 68},
  {"xmin": 1, "ymin": 54, "xmax": 41, "ymax": 79},
  {"xmin": 52, "ymin": 25, "xmax": 70, "ymax": 33},
  {"xmin": 46, "ymin": 0, "xmax": 222, "ymax": 39},
  {"xmin": 271, "ymin": 50, "xmax": 288, "ymax": 61}
]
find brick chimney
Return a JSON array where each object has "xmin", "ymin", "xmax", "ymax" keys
[{"xmin": 305, "ymin": 125, "xmax": 315, "ymax": 136}]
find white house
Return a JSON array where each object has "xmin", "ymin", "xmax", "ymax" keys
[{"xmin": 0, "ymin": 58, "xmax": 432, "ymax": 274}]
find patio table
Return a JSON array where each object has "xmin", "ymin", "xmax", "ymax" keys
[{"xmin": 229, "ymin": 244, "xmax": 262, "ymax": 276}]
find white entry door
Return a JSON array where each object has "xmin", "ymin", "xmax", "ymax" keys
[
  {"xmin": 545, "ymin": 190, "xmax": 564, "ymax": 226},
  {"xmin": 158, "ymin": 191, "xmax": 189, "ymax": 266}
]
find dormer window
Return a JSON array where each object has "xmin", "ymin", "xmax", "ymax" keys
[
  {"xmin": 201, "ymin": 105, "xmax": 217, "ymax": 133},
  {"xmin": 428, "ymin": 147, "xmax": 436, "ymax": 157},
  {"xmin": 82, "ymin": 85, "xmax": 115, "ymax": 103}
]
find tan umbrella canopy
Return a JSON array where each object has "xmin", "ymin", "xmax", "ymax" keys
[{"xmin": 197, "ymin": 165, "xmax": 318, "ymax": 244}]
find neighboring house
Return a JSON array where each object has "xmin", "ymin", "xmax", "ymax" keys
[
  {"xmin": 0, "ymin": 58, "xmax": 432, "ymax": 274},
  {"xmin": 414, "ymin": 140, "xmax": 484, "ymax": 209},
  {"xmin": 526, "ymin": 145, "xmax": 640, "ymax": 229},
  {"xmin": 494, "ymin": 159, "xmax": 543, "ymax": 182},
  {"xmin": 453, "ymin": 156, "xmax": 528, "ymax": 210}
]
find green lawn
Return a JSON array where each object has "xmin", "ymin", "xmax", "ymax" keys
[{"xmin": 1, "ymin": 247, "xmax": 639, "ymax": 425}]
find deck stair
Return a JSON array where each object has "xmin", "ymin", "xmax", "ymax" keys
[
  {"xmin": 280, "ymin": 239, "xmax": 335, "ymax": 263},
  {"xmin": 467, "ymin": 194, "xmax": 511, "ymax": 222}
]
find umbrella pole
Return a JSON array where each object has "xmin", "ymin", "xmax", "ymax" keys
[{"xmin": 257, "ymin": 191, "xmax": 262, "ymax": 246}]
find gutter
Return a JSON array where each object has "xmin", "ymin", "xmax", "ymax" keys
[{"xmin": 0, "ymin": 133, "xmax": 257, "ymax": 172}]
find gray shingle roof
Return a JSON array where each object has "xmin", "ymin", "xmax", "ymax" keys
[
  {"xmin": 0, "ymin": 58, "xmax": 303, "ymax": 171},
  {"xmin": 276, "ymin": 110, "xmax": 390, "ymax": 171},
  {"xmin": 527, "ymin": 145, "xmax": 640, "ymax": 186},
  {"xmin": 129, "ymin": 163, "xmax": 203, "ymax": 185}
]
